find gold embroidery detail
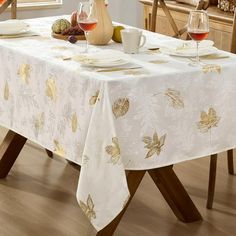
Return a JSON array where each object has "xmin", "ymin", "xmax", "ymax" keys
[
  {"xmin": 197, "ymin": 107, "xmax": 220, "ymax": 133},
  {"xmin": 46, "ymin": 77, "xmax": 57, "ymax": 101},
  {"xmin": 165, "ymin": 88, "xmax": 184, "ymax": 109},
  {"xmin": 202, "ymin": 64, "xmax": 221, "ymax": 74},
  {"xmin": 149, "ymin": 60, "xmax": 168, "ymax": 64},
  {"xmin": 79, "ymin": 194, "xmax": 96, "ymax": 221},
  {"xmin": 112, "ymin": 98, "xmax": 129, "ymax": 118},
  {"xmin": 18, "ymin": 64, "xmax": 31, "ymax": 84},
  {"xmin": 124, "ymin": 70, "xmax": 145, "ymax": 75},
  {"xmin": 35, "ymin": 112, "xmax": 44, "ymax": 131},
  {"xmin": 4, "ymin": 81, "xmax": 9, "ymax": 100},
  {"xmin": 89, "ymin": 90, "xmax": 99, "ymax": 105},
  {"xmin": 71, "ymin": 112, "xmax": 78, "ymax": 133},
  {"xmin": 54, "ymin": 140, "xmax": 65, "ymax": 157},
  {"xmin": 105, "ymin": 137, "xmax": 121, "ymax": 164},
  {"xmin": 143, "ymin": 132, "xmax": 166, "ymax": 158}
]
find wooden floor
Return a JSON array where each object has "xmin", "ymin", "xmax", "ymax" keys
[{"xmin": 0, "ymin": 127, "xmax": 235, "ymax": 236}]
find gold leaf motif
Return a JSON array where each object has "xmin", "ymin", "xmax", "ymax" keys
[
  {"xmin": 35, "ymin": 112, "xmax": 45, "ymax": 131},
  {"xmin": 149, "ymin": 60, "xmax": 168, "ymax": 64},
  {"xmin": 142, "ymin": 132, "xmax": 166, "ymax": 158},
  {"xmin": 165, "ymin": 88, "xmax": 184, "ymax": 109},
  {"xmin": 89, "ymin": 90, "xmax": 100, "ymax": 105},
  {"xmin": 112, "ymin": 98, "xmax": 129, "ymax": 118},
  {"xmin": 18, "ymin": 64, "xmax": 31, "ymax": 84},
  {"xmin": 71, "ymin": 112, "xmax": 78, "ymax": 133},
  {"xmin": 105, "ymin": 137, "xmax": 121, "ymax": 164},
  {"xmin": 79, "ymin": 194, "xmax": 96, "ymax": 221},
  {"xmin": 202, "ymin": 64, "xmax": 221, "ymax": 74},
  {"xmin": 197, "ymin": 107, "xmax": 220, "ymax": 133},
  {"xmin": 4, "ymin": 81, "xmax": 9, "ymax": 100},
  {"xmin": 124, "ymin": 70, "xmax": 145, "ymax": 75},
  {"xmin": 46, "ymin": 77, "xmax": 57, "ymax": 101},
  {"xmin": 53, "ymin": 140, "xmax": 65, "ymax": 157},
  {"xmin": 51, "ymin": 46, "xmax": 68, "ymax": 50}
]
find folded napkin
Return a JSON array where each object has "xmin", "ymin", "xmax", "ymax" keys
[{"xmin": 0, "ymin": 20, "xmax": 30, "ymax": 35}]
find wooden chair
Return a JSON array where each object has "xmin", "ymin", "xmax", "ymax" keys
[
  {"xmin": 206, "ymin": 9, "xmax": 236, "ymax": 209},
  {"xmin": 0, "ymin": 0, "xmax": 17, "ymax": 19},
  {"xmin": 0, "ymin": 0, "xmax": 53, "ymax": 158},
  {"xmin": 150, "ymin": 0, "xmax": 209, "ymax": 38}
]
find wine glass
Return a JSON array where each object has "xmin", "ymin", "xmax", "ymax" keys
[
  {"xmin": 78, "ymin": 1, "xmax": 98, "ymax": 53},
  {"xmin": 187, "ymin": 10, "xmax": 209, "ymax": 66}
]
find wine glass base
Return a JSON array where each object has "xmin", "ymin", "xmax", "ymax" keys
[{"xmin": 188, "ymin": 58, "xmax": 204, "ymax": 67}]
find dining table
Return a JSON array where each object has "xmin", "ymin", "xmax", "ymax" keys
[{"xmin": 1, "ymin": 15, "xmax": 236, "ymax": 235}]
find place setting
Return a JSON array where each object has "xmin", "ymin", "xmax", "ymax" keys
[{"xmin": 0, "ymin": 19, "xmax": 40, "ymax": 39}]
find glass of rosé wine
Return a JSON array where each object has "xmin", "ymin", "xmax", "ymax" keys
[
  {"xmin": 187, "ymin": 10, "xmax": 209, "ymax": 66},
  {"xmin": 78, "ymin": 1, "xmax": 97, "ymax": 53}
]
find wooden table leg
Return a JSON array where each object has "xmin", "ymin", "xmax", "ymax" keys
[
  {"xmin": 93, "ymin": 170, "xmax": 146, "ymax": 236},
  {"xmin": 148, "ymin": 165, "xmax": 202, "ymax": 222},
  {"xmin": 227, "ymin": 149, "xmax": 234, "ymax": 175},
  {"xmin": 0, "ymin": 130, "xmax": 27, "ymax": 178},
  {"xmin": 206, "ymin": 154, "xmax": 217, "ymax": 209}
]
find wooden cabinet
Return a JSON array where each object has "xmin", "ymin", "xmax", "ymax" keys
[{"xmin": 140, "ymin": 0, "xmax": 234, "ymax": 51}]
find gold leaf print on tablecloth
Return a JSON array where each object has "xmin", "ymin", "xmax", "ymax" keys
[
  {"xmin": 124, "ymin": 70, "xmax": 145, "ymax": 75},
  {"xmin": 71, "ymin": 112, "xmax": 78, "ymax": 133},
  {"xmin": 143, "ymin": 132, "xmax": 166, "ymax": 158},
  {"xmin": 197, "ymin": 107, "xmax": 220, "ymax": 133},
  {"xmin": 89, "ymin": 90, "xmax": 100, "ymax": 105},
  {"xmin": 79, "ymin": 194, "xmax": 96, "ymax": 221},
  {"xmin": 112, "ymin": 98, "xmax": 129, "ymax": 118},
  {"xmin": 202, "ymin": 64, "xmax": 221, "ymax": 74},
  {"xmin": 105, "ymin": 137, "xmax": 121, "ymax": 164},
  {"xmin": 35, "ymin": 112, "xmax": 45, "ymax": 132},
  {"xmin": 4, "ymin": 81, "xmax": 9, "ymax": 100},
  {"xmin": 54, "ymin": 140, "xmax": 65, "ymax": 157},
  {"xmin": 165, "ymin": 88, "xmax": 184, "ymax": 109},
  {"xmin": 149, "ymin": 59, "xmax": 168, "ymax": 64},
  {"xmin": 46, "ymin": 76, "xmax": 57, "ymax": 101},
  {"xmin": 18, "ymin": 64, "xmax": 31, "ymax": 84}
]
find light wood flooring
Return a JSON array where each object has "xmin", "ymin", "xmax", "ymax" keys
[{"xmin": 0, "ymin": 127, "xmax": 235, "ymax": 236}]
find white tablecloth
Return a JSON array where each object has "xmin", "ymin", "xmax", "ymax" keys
[{"xmin": 1, "ymin": 16, "xmax": 236, "ymax": 230}]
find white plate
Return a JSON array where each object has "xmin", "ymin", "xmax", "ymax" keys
[
  {"xmin": 73, "ymin": 50, "xmax": 131, "ymax": 67},
  {"xmin": 160, "ymin": 46, "xmax": 218, "ymax": 57},
  {"xmin": 0, "ymin": 27, "xmax": 30, "ymax": 36}
]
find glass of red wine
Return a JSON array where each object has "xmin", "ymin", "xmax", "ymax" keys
[
  {"xmin": 187, "ymin": 10, "xmax": 209, "ymax": 66},
  {"xmin": 78, "ymin": 1, "xmax": 97, "ymax": 53}
]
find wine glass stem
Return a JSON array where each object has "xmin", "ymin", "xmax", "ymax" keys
[
  {"xmin": 196, "ymin": 41, "xmax": 200, "ymax": 64},
  {"xmin": 85, "ymin": 31, "xmax": 89, "ymax": 53}
]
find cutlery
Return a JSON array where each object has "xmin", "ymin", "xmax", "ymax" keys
[{"xmin": 96, "ymin": 66, "xmax": 142, "ymax": 73}]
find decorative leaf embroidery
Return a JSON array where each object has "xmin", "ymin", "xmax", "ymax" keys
[
  {"xmin": 202, "ymin": 64, "xmax": 221, "ymax": 74},
  {"xmin": 112, "ymin": 98, "xmax": 129, "ymax": 118},
  {"xmin": 105, "ymin": 137, "xmax": 121, "ymax": 164},
  {"xmin": 71, "ymin": 112, "xmax": 78, "ymax": 133},
  {"xmin": 18, "ymin": 64, "xmax": 31, "ymax": 84},
  {"xmin": 53, "ymin": 140, "xmax": 65, "ymax": 157},
  {"xmin": 124, "ymin": 70, "xmax": 145, "ymax": 75},
  {"xmin": 35, "ymin": 112, "xmax": 45, "ymax": 132},
  {"xmin": 149, "ymin": 60, "xmax": 168, "ymax": 64},
  {"xmin": 197, "ymin": 107, "xmax": 220, "ymax": 133},
  {"xmin": 79, "ymin": 194, "xmax": 96, "ymax": 221},
  {"xmin": 89, "ymin": 90, "xmax": 99, "ymax": 105},
  {"xmin": 143, "ymin": 132, "xmax": 166, "ymax": 158},
  {"xmin": 165, "ymin": 88, "xmax": 184, "ymax": 109},
  {"xmin": 4, "ymin": 81, "xmax": 9, "ymax": 100},
  {"xmin": 46, "ymin": 76, "xmax": 57, "ymax": 101}
]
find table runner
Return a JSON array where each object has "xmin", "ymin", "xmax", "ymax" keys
[{"xmin": 1, "ymin": 16, "xmax": 236, "ymax": 230}]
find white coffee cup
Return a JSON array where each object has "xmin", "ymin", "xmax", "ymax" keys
[{"xmin": 121, "ymin": 29, "xmax": 146, "ymax": 54}]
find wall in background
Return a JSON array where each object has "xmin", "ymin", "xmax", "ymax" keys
[{"xmin": 0, "ymin": 0, "xmax": 143, "ymax": 27}]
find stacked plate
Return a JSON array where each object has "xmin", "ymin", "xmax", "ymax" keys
[
  {"xmin": 0, "ymin": 20, "xmax": 30, "ymax": 35},
  {"xmin": 159, "ymin": 40, "xmax": 218, "ymax": 57},
  {"xmin": 73, "ymin": 50, "xmax": 131, "ymax": 67}
]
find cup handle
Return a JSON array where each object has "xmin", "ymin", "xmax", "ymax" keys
[{"xmin": 139, "ymin": 35, "xmax": 146, "ymax": 48}]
